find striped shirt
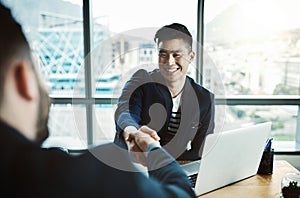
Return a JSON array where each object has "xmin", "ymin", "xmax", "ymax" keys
[
  {"xmin": 164, "ymin": 93, "xmax": 182, "ymax": 143},
  {"xmin": 167, "ymin": 109, "xmax": 181, "ymax": 134}
]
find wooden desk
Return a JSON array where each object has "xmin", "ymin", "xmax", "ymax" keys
[{"xmin": 198, "ymin": 160, "xmax": 299, "ymax": 198}]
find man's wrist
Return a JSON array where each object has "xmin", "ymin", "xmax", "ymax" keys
[{"xmin": 146, "ymin": 142, "xmax": 161, "ymax": 156}]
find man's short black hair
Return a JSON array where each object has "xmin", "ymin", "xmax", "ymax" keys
[
  {"xmin": 0, "ymin": 3, "xmax": 31, "ymax": 65},
  {"xmin": 154, "ymin": 23, "xmax": 193, "ymax": 51},
  {"xmin": 0, "ymin": 3, "xmax": 32, "ymax": 103}
]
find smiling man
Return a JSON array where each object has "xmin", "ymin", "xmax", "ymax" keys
[{"xmin": 114, "ymin": 23, "xmax": 215, "ymax": 161}]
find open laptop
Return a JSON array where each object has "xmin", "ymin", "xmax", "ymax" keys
[{"xmin": 181, "ymin": 122, "xmax": 272, "ymax": 196}]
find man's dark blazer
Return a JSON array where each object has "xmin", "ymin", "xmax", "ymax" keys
[
  {"xmin": 115, "ymin": 69, "xmax": 215, "ymax": 160},
  {"xmin": 0, "ymin": 120, "xmax": 196, "ymax": 198}
]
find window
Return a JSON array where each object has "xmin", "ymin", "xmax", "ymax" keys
[{"xmin": 204, "ymin": 0, "xmax": 300, "ymax": 149}]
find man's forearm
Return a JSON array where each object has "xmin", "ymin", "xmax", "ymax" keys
[{"xmin": 147, "ymin": 147, "xmax": 196, "ymax": 198}]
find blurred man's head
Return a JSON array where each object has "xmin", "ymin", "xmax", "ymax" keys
[{"xmin": 0, "ymin": 3, "xmax": 50, "ymax": 144}]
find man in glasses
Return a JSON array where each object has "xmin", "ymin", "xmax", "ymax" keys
[
  {"xmin": 0, "ymin": 3, "xmax": 196, "ymax": 197},
  {"xmin": 115, "ymin": 23, "xmax": 215, "ymax": 161}
]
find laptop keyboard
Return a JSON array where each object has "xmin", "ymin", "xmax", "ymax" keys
[{"xmin": 188, "ymin": 173, "xmax": 198, "ymax": 188}]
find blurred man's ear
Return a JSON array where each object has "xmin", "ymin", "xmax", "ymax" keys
[{"xmin": 14, "ymin": 62, "xmax": 37, "ymax": 101}]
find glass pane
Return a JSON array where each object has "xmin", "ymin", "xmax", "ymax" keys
[
  {"xmin": 218, "ymin": 105, "xmax": 298, "ymax": 141},
  {"xmin": 3, "ymin": 0, "xmax": 85, "ymax": 97},
  {"xmin": 204, "ymin": 0, "xmax": 300, "ymax": 96},
  {"xmin": 91, "ymin": 0, "xmax": 198, "ymax": 97},
  {"xmin": 43, "ymin": 104, "xmax": 87, "ymax": 149},
  {"xmin": 94, "ymin": 104, "xmax": 117, "ymax": 145}
]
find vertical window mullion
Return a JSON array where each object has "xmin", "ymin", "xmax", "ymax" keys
[
  {"xmin": 297, "ymin": 84, "xmax": 300, "ymax": 144},
  {"xmin": 83, "ymin": 0, "xmax": 94, "ymax": 146},
  {"xmin": 197, "ymin": 0, "xmax": 204, "ymax": 85},
  {"xmin": 296, "ymin": 105, "xmax": 300, "ymax": 144}
]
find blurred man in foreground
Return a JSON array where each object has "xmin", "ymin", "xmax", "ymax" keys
[{"xmin": 0, "ymin": 3, "xmax": 195, "ymax": 198}]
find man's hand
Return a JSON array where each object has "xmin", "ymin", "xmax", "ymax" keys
[
  {"xmin": 122, "ymin": 125, "xmax": 160, "ymax": 150},
  {"xmin": 128, "ymin": 131, "xmax": 157, "ymax": 152},
  {"xmin": 123, "ymin": 125, "xmax": 160, "ymax": 165},
  {"xmin": 127, "ymin": 131, "xmax": 159, "ymax": 166},
  {"xmin": 122, "ymin": 126, "xmax": 138, "ymax": 145},
  {"xmin": 127, "ymin": 133, "xmax": 147, "ymax": 165},
  {"xmin": 138, "ymin": 126, "xmax": 160, "ymax": 142}
]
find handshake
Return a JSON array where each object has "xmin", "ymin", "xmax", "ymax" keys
[{"xmin": 123, "ymin": 125, "xmax": 161, "ymax": 165}]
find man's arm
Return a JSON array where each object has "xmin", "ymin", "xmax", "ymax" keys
[
  {"xmin": 129, "ymin": 131, "xmax": 196, "ymax": 198},
  {"xmin": 114, "ymin": 69, "xmax": 150, "ymax": 134},
  {"xmin": 147, "ymin": 148, "xmax": 196, "ymax": 198},
  {"xmin": 114, "ymin": 69, "xmax": 156, "ymax": 150}
]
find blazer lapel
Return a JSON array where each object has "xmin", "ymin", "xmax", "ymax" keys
[{"xmin": 179, "ymin": 78, "xmax": 201, "ymax": 138}]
